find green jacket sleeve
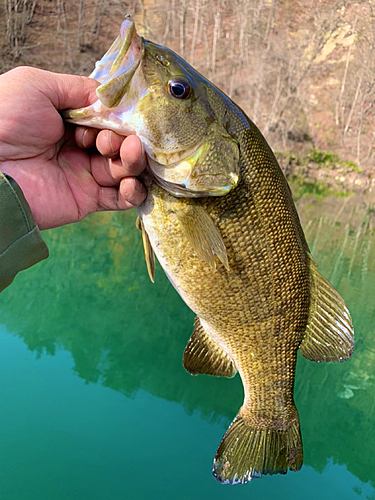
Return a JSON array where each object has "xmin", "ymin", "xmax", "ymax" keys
[{"xmin": 0, "ymin": 172, "xmax": 49, "ymax": 292}]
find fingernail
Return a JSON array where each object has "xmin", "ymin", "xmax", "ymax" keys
[
  {"xmin": 109, "ymin": 131, "xmax": 115, "ymax": 156},
  {"xmin": 82, "ymin": 128, "xmax": 88, "ymax": 148}
]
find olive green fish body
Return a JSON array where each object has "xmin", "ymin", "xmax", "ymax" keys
[
  {"xmin": 139, "ymin": 115, "xmax": 310, "ymax": 478},
  {"xmin": 63, "ymin": 18, "xmax": 354, "ymax": 484}
]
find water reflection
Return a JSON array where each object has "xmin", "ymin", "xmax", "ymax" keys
[
  {"xmin": 1, "ymin": 189, "xmax": 375, "ymax": 490},
  {"xmin": 295, "ymin": 194, "xmax": 375, "ymax": 487}
]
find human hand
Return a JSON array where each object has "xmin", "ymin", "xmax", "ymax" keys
[{"xmin": 0, "ymin": 66, "xmax": 147, "ymax": 230}]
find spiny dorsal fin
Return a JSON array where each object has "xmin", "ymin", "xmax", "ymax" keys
[
  {"xmin": 174, "ymin": 205, "xmax": 229, "ymax": 271},
  {"xmin": 183, "ymin": 317, "xmax": 236, "ymax": 378},
  {"xmin": 136, "ymin": 216, "xmax": 155, "ymax": 283},
  {"xmin": 299, "ymin": 256, "xmax": 354, "ymax": 362}
]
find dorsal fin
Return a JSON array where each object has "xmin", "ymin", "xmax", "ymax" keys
[
  {"xmin": 136, "ymin": 216, "xmax": 155, "ymax": 283},
  {"xmin": 183, "ymin": 317, "xmax": 236, "ymax": 378},
  {"xmin": 299, "ymin": 256, "xmax": 354, "ymax": 362}
]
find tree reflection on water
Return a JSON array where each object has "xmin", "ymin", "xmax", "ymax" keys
[{"xmin": 1, "ymin": 190, "xmax": 375, "ymax": 487}]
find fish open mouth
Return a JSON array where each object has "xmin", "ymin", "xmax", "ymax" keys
[
  {"xmin": 89, "ymin": 16, "xmax": 144, "ymax": 109},
  {"xmin": 61, "ymin": 16, "xmax": 145, "ymax": 131}
]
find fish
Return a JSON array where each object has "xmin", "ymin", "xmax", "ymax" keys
[{"xmin": 62, "ymin": 17, "xmax": 354, "ymax": 484}]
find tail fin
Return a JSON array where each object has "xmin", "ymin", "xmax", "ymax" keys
[{"xmin": 213, "ymin": 413, "xmax": 302, "ymax": 484}]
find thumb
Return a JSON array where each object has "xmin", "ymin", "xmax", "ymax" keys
[{"xmin": 33, "ymin": 68, "xmax": 100, "ymax": 111}]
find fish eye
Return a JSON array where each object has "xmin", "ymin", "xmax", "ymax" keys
[{"xmin": 168, "ymin": 78, "xmax": 191, "ymax": 99}]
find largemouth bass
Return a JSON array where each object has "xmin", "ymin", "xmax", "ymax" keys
[{"xmin": 63, "ymin": 17, "xmax": 354, "ymax": 484}]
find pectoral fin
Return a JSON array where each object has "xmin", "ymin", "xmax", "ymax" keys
[
  {"xmin": 183, "ymin": 317, "xmax": 236, "ymax": 378},
  {"xmin": 136, "ymin": 216, "xmax": 155, "ymax": 283},
  {"xmin": 299, "ymin": 256, "xmax": 354, "ymax": 362},
  {"xmin": 174, "ymin": 204, "xmax": 229, "ymax": 271}
]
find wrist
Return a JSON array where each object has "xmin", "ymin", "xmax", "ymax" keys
[{"xmin": 0, "ymin": 164, "xmax": 47, "ymax": 229}]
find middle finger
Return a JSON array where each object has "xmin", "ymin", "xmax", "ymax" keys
[{"xmin": 96, "ymin": 129, "xmax": 124, "ymax": 158}]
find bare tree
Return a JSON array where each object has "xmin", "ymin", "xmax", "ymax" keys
[{"xmin": 5, "ymin": 0, "xmax": 37, "ymax": 60}]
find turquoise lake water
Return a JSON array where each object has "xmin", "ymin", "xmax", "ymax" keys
[{"xmin": 1, "ymin": 188, "xmax": 374, "ymax": 500}]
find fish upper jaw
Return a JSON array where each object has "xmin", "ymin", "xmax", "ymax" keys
[
  {"xmin": 91, "ymin": 17, "xmax": 144, "ymax": 108},
  {"xmin": 90, "ymin": 17, "xmax": 140, "ymax": 83}
]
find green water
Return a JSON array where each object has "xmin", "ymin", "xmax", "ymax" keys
[{"xmin": 1, "ymin": 190, "xmax": 374, "ymax": 500}]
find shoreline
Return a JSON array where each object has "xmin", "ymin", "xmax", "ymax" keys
[{"xmin": 276, "ymin": 151, "xmax": 375, "ymax": 197}]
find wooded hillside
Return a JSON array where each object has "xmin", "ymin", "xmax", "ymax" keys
[{"xmin": 1, "ymin": 0, "xmax": 374, "ymax": 173}]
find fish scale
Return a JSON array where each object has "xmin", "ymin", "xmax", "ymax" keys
[{"xmin": 62, "ymin": 17, "xmax": 354, "ymax": 484}]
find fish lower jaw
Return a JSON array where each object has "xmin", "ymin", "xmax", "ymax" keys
[{"xmin": 62, "ymin": 97, "xmax": 146, "ymax": 137}]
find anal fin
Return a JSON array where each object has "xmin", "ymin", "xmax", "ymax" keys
[
  {"xmin": 136, "ymin": 216, "xmax": 155, "ymax": 283},
  {"xmin": 183, "ymin": 317, "xmax": 236, "ymax": 378},
  {"xmin": 299, "ymin": 255, "xmax": 354, "ymax": 362}
]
